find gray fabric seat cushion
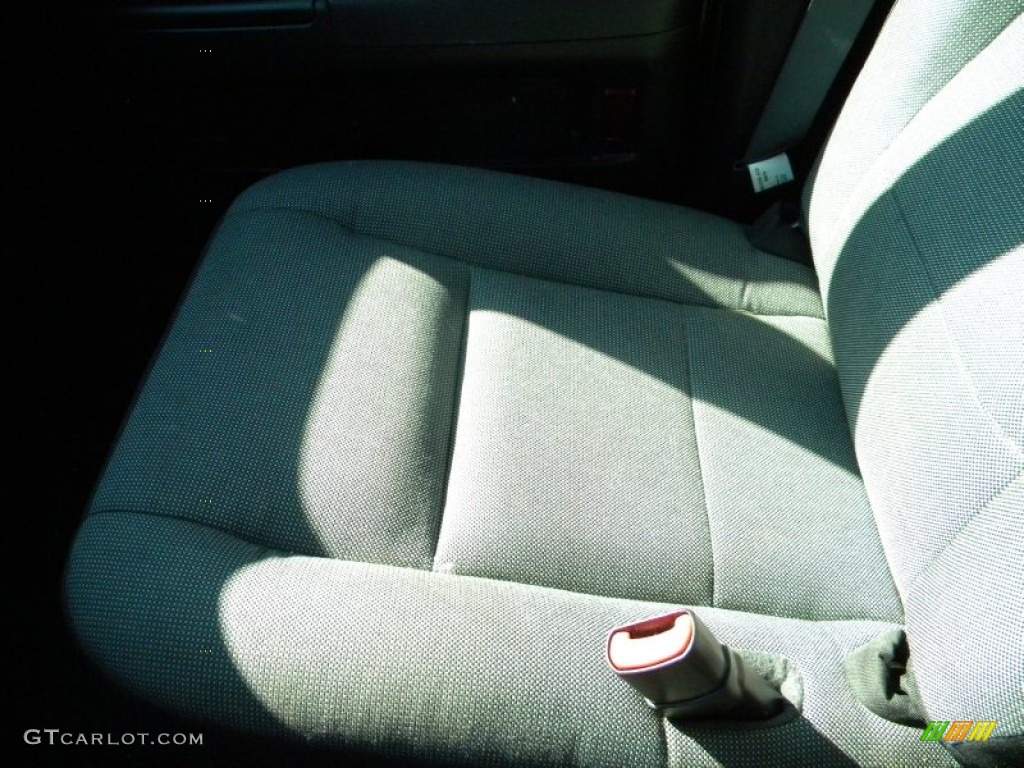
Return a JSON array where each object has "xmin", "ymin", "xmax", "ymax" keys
[
  {"xmin": 84, "ymin": 160, "xmax": 900, "ymax": 623},
  {"xmin": 68, "ymin": 512, "xmax": 948, "ymax": 767},
  {"xmin": 64, "ymin": 0, "xmax": 1024, "ymax": 764},
  {"xmin": 803, "ymin": 4, "xmax": 1024, "ymax": 753},
  {"xmin": 66, "ymin": 159, "xmax": 921, "ymax": 765}
]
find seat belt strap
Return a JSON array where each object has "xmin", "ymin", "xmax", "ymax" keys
[{"xmin": 744, "ymin": 0, "xmax": 876, "ymax": 171}]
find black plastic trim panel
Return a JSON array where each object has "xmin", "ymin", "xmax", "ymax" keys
[{"xmin": 113, "ymin": 1, "xmax": 315, "ymax": 30}]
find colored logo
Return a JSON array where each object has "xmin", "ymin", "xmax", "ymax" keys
[{"xmin": 920, "ymin": 720, "xmax": 997, "ymax": 742}]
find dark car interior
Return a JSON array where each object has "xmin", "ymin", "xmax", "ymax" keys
[{"xmin": 13, "ymin": 1, "xmax": 1022, "ymax": 766}]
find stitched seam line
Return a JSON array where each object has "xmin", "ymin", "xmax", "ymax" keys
[
  {"xmin": 683, "ymin": 319, "xmax": 716, "ymax": 607},
  {"xmin": 223, "ymin": 204, "xmax": 825, "ymax": 320},
  {"xmin": 890, "ymin": 191, "xmax": 1024, "ymax": 459},
  {"xmin": 907, "ymin": 466, "xmax": 1022, "ymax": 597},
  {"xmin": 431, "ymin": 268, "xmax": 472, "ymax": 570},
  {"xmin": 658, "ymin": 713, "xmax": 671, "ymax": 768},
  {"xmin": 887, "ymin": 191, "xmax": 1024, "ymax": 594},
  {"xmin": 89, "ymin": 507, "xmax": 276, "ymax": 555}
]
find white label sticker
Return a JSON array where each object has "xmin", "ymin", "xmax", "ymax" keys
[{"xmin": 747, "ymin": 153, "xmax": 795, "ymax": 193}]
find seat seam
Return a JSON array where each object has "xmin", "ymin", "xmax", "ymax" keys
[
  {"xmin": 222, "ymin": 204, "xmax": 825, "ymax": 320},
  {"xmin": 87, "ymin": 508, "xmax": 914, "ymax": 623},
  {"xmin": 682, "ymin": 319, "xmax": 716, "ymax": 608},
  {"xmin": 906, "ymin": 465, "xmax": 1023, "ymax": 598},
  {"xmin": 430, "ymin": 268, "xmax": 472, "ymax": 570},
  {"xmin": 812, "ymin": 23, "xmax": 1002, "ymax": 271},
  {"xmin": 88, "ymin": 507, "xmax": 280, "ymax": 555},
  {"xmin": 884, "ymin": 190, "xmax": 1024, "ymax": 595},
  {"xmin": 657, "ymin": 714, "xmax": 671, "ymax": 768},
  {"xmin": 890, "ymin": 189, "xmax": 1024, "ymax": 458}
]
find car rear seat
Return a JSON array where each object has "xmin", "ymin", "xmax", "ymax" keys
[{"xmin": 64, "ymin": 0, "xmax": 1023, "ymax": 765}]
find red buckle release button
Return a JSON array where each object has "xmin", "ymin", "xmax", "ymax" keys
[
  {"xmin": 606, "ymin": 609, "xmax": 786, "ymax": 720},
  {"xmin": 607, "ymin": 611, "xmax": 694, "ymax": 672}
]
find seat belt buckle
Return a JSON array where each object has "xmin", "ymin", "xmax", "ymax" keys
[
  {"xmin": 743, "ymin": 152, "xmax": 795, "ymax": 193},
  {"xmin": 606, "ymin": 610, "xmax": 785, "ymax": 720},
  {"xmin": 745, "ymin": 199, "xmax": 811, "ymax": 263}
]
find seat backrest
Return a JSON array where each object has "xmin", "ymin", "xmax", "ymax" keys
[{"xmin": 804, "ymin": 0, "xmax": 1023, "ymax": 757}]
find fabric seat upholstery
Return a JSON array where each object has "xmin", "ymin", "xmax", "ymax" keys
[
  {"xmin": 84, "ymin": 160, "xmax": 900, "ymax": 621},
  {"xmin": 65, "ymin": 0, "xmax": 1023, "ymax": 765}
]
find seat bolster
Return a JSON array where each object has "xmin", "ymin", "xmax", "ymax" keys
[
  {"xmin": 904, "ymin": 472, "xmax": 1024, "ymax": 754},
  {"xmin": 66, "ymin": 511, "xmax": 953, "ymax": 767},
  {"xmin": 88, "ymin": 208, "xmax": 470, "ymax": 567},
  {"xmin": 228, "ymin": 161, "xmax": 824, "ymax": 318}
]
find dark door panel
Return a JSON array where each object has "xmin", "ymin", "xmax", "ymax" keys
[{"xmin": 79, "ymin": 0, "xmax": 703, "ymax": 200}]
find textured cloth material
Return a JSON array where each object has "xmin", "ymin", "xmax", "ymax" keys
[
  {"xmin": 808, "ymin": 5, "xmax": 1024, "ymax": 749},
  {"xmin": 68, "ymin": 155, "xmax": 910, "ymax": 765},
  {"xmin": 803, "ymin": 0, "xmax": 1024, "ymax": 261},
  {"xmin": 64, "ymin": 0, "xmax": 1024, "ymax": 763},
  {"xmin": 230, "ymin": 160, "xmax": 824, "ymax": 318},
  {"xmin": 681, "ymin": 308, "xmax": 899, "ymax": 621},
  {"xmin": 435, "ymin": 269, "xmax": 897, "ymax": 619},
  {"xmin": 66, "ymin": 513, "xmax": 953, "ymax": 768},
  {"xmin": 92, "ymin": 160, "xmax": 897, "ymax": 621},
  {"xmin": 91, "ymin": 211, "xmax": 468, "ymax": 568}
]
